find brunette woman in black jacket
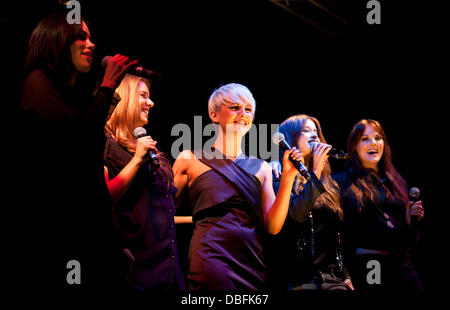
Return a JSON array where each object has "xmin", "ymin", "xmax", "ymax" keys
[{"xmin": 333, "ymin": 119, "xmax": 424, "ymax": 291}]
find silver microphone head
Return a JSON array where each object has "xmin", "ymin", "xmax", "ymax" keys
[
  {"xmin": 101, "ymin": 56, "xmax": 112, "ymax": 68},
  {"xmin": 272, "ymin": 132, "xmax": 285, "ymax": 145},
  {"xmin": 133, "ymin": 127, "xmax": 147, "ymax": 139},
  {"xmin": 408, "ymin": 187, "xmax": 420, "ymax": 200}
]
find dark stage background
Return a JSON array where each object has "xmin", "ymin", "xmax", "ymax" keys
[
  {"xmin": 4, "ymin": 0, "xmax": 426, "ymax": 190},
  {"xmin": 2, "ymin": 0, "xmax": 430, "ymax": 293}
]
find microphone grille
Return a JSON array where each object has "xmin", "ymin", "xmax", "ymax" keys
[
  {"xmin": 133, "ymin": 127, "xmax": 147, "ymax": 138},
  {"xmin": 408, "ymin": 187, "xmax": 420, "ymax": 199},
  {"xmin": 101, "ymin": 56, "xmax": 111, "ymax": 68},
  {"xmin": 272, "ymin": 132, "xmax": 285, "ymax": 145}
]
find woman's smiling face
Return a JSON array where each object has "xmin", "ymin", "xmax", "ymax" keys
[
  {"xmin": 213, "ymin": 100, "xmax": 254, "ymax": 135},
  {"xmin": 70, "ymin": 21, "xmax": 95, "ymax": 73},
  {"xmin": 356, "ymin": 124, "xmax": 384, "ymax": 171},
  {"xmin": 136, "ymin": 81, "xmax": 154, "ymax": 127}
]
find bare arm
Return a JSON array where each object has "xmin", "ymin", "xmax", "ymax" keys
[
  {"xmin": 173, "ymin": 150, "xmax": 193, "ymax": 224},
  {"xmin": 173, "ymin": 150, "xmax": 191, "ymax": 205},
  {"xmin": 174, "ymin": 216, "xmax": 193, "ymax": 224},
  {"xmin": 262, "ymin": 149, "xmax": 301, "ymax": 235},
  {"xmin": 104, "ymin": 136, "xmax": 156, "ymax": 204}
]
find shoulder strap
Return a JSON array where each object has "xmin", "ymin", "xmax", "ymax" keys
[{"xmin": 197, "ymin": 151, "xmax": 262, "ymax": 219}]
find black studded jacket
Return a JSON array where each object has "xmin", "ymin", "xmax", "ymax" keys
[{"xmin": 272, "ymin": 172, "xmax": 350, "ymax": 285}]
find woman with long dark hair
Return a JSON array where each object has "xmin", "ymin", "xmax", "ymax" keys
[
  {"xmin": 267, "ymin": 114, "xmax": 353, "ymax": 290},
  {"xmin": 19, "ymin": 13, "xmax": 136, "ymax": 288},
  {"xmin": 334, "ymin": 119, "xmax": 424, "ymax": 290}
]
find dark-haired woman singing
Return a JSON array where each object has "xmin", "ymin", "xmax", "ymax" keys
[
  {"xmin": 267, "ymin": 114, "xmax": 353, "ymax": 290},
  {"xmin": 19, "ymin": 13, "xmax": 136, "ymax": 288},
  {"xmin": 334, "ymin": 119, "xmax": 424, "ymax": 291}
]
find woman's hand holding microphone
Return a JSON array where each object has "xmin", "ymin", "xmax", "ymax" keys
[
  {"xmin": 309, "ymin": 142, "xmax": 332, "ymax": 179},
  {"xmin": 134, "ymin": 136, "xmax": 158, "ymax": 165}
]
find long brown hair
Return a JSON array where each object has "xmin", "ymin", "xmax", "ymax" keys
[
  {"xmin": 346, "ymin": 119, "xmax": 408, "ymax": 207},
  {"xmin": 278, "ymin": 114, "xmax": 343, "ymax": 219},
  {"xmin": 105, "ymin": 74, "xmax": 173, "ymax": 185}
]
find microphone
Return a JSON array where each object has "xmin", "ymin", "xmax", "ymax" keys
[
  {"xmin": 272, "ymin": 132, "xmax": 311, "ymax": 181},
  {"xmin": 133, "ymin": 127, "xmax": 160, "ymax": 169},
  {"xmin": 328, "ymin": 147, "xmax": 348, "ymax": 160},
  {"xmin": 409, "ymin": 187, "xmax": 420, "ymax": 202},
  {"xmin": 102, "ymin": 56, "xmax": 162, "ymax": 79},
  {"xmin": 309, "ymin": 142, "xmax": 348, "ymax": 160},
  {"xmin": 408, "ymin": 187, "xmax": 420, "ymax": 226}
]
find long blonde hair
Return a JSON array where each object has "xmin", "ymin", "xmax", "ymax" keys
[
  {"xmin": 106, "ymin": 74, "xmax": 148, "ymax": 152},
  {"xmin": 278, "ymin": 114, "xmax": 343, "ymax": 219},
  {"xmin": 105, "ymin": 74, "xmax": 173, "ymax": 183}
]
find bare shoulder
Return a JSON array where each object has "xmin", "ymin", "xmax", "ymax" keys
[
  {"xmin": 255, "ymin": 160, "xmax": 272, "ymax": 185},
  {"xmin": 260, "ymin": 160, "xmax": 272, "ymax": 175},
  {"xmin": 176, "ymin": 150, "xmax": 197, "ymax": 162},
  {"xmin": 177, "ymin": 149, "xmax": 195, "ymax": 160},
  {"xmin": 174, "ymin": 150, "xmax": 194, "ymax": 170},
  {"xmin": 174, "ymin": 150, "xmax": 212, "ymax": 187}
]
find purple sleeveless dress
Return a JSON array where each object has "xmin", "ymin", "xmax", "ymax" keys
[{"xmin": 187, "ymin": 150, "xmax": 266, "ymax": 290}]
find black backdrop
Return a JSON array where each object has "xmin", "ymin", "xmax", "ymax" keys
[
  {"xmin": 4, "ymin": 0, "xmax": 426, "ymax": 189},
  {"xmin": 3, "ymin": 0, "xmax": 431, "ymax": 294}
]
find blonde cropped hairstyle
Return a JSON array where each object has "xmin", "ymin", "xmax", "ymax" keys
[{"xmin": 208, "ymin": 83, "xmax": 256, "ymax": 120}]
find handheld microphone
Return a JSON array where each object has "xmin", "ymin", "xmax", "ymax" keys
[
  {"xmin": 408, "ymin": 187, "xmax": 420, "ymax": 226},
  {"xmin": 408, "ymin": 187, "xmax": 420, "ymax": 202},
  {"xmin": 133, "ymin": 127, "xmax": 160, "ymax": 169},
  {"xmin": 328, "ymin": 147, "xmax": 348, "ymax": 160},
  {"xmin": 102, "ymin": 56, "xmax": 162, "ymax": 80},
  {"xmin": 309, "ymin": 142, "xmax": 348, "ymax": 160},
  {"xmin": 272, "ymin": 132, "xmax": 311, "ymax": 181}
]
